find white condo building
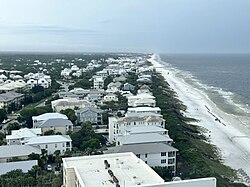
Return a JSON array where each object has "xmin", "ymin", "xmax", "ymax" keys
[
  {"xmin": 62, "ymin": 152, "xmax": 216, "ymax": 187},
  {"xmin": 108, "ymin": 115, "xmax": 165, "ymax": 142}
]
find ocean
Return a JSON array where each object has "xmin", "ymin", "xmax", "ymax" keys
[{"xmin": 158, "ymin": 54, "xmax": 250, "ymax": 126}]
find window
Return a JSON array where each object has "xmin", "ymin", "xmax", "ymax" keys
[
  {"xmin": 136, "ymin": 154, "xmax": 140, "ymax": 158},
  {"xmin": 62, "ymin": 143, "xmax": 65, "ymax": 147},
  {"xmin": 45, "ymin": 144, "xmax": 48, "ymax": 148},
  {"xmin": 168, "ymin": 151, "xmax": 175, "ymax": 157},
  {"xmin": 161, "ymin": 159, "xmax": 166, "ymax": 164},
  {"xmin": 168, "ymin": 158, "xmax": 175, "ymax": 165},
  {"xmin": 145, "ymin": 154, "xmax": 148, "ymax": 158},
  {"xmin": 161, "ymin": 152, "xmax": 166, "ymax": 156},
  {"xmin": 55, "ymin": 144, "xmax": 57, "ymax": 148}
]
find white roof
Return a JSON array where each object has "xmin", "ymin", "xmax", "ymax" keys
[
  {"xmin": 141, "ymin": 178, "xmax": 216, "ymax": 187},
  {"xmin": 32, "ymin": 113, "xmax": 68, "ymax": 121},
  {"xmin": 0, "ymin": 145, "xmax": 41, "ymax": 158},
  {"xmin": 127, "ymin": 126, "xmax": 167, "ymax": 134},
  {"xmin": 128, "ymin": 93, "xmax": 155, "ymax": 100},
  {"xmin": 62, "ymin": 152, "xmax": 164, "ymax": 187},
  {"xmin": 127, "ymin": 107, "xmax": 161, "ymax": 112},
  {"xmin": 25, "ymin": 135, "xmax": 72, "ymax": 145},
  {"xmin": 6, "ymin": 128, "xmax": 41, "ymax": 140},
  {"xmin": 0, "ymin": 160, "xmax": 38, "ymax": 175},
  {"xmin": 118, "ymin": 133, "xmax": 172, "ymax": 145}
]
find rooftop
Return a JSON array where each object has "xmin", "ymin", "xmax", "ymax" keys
[
  {"xmin": 38, "ymin": 118, "xmax": 73, "ymax": 128},
  {"xmin": 32, "ymin": 113, "xmax": 68, "ymax": 121},
  {"xmin": 117, "ymin": 133, "xmax": 172, "ymax": 145},
  {"xmin": 0, "ymin": 145, "xmax": 41, "ymax": 158},
  {"xmin": 6, "ymin": 128, "xmax": 41, "ymax": 140},
  {"xmin": 107, "ymin": 142, "xmax": 178, "ymax": 155},
  {"xmin": 25, "ymin": 135, "xmax": 72, "ymax": 145},
  {"xmin": 127, "ymin": 107, "xmax": 161, "ymax": 112},
  {"xmin": 117, "ymin": 115, "xmax": 165, "ymax": 123},
  {"xmin": 0, "ymin": 160, "xmax": 38, "ymax": 175},
  {"xmin": 127, "ymin": 126, "xmax": 167, "ymax": 134},
  {"xmin": 62, "ymin": 152, "xmax": 164, "ymax": 187}
]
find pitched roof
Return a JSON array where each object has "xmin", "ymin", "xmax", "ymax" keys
[
  {"xmin": 0, "ymin": 145, "xmax": 41, "ymax": 158},
  {"xmin": 38, "ymin": 118, "xmax": 73, "ymax": 128},
  {"xmin": 77, "ymin": 106, "xmax": 102, "ymax": 113},
  {"xmin": 6, "ymin": 128, "xmax": 41, "ymax": 140},
  {"xmin": 25, "ymin": 135, "xmax": 72, "ymax": 145},
  {"xmin": 32, "ymin": 113, "xmax": 68, "ymax": 121},
  {"xmin": 0, "ymin": 91, "xmax": 24, "ymax": 102},
  {"xmin": 0, "ymin": 160, "xmax": 38, "ymax": 175},
  {"xmin": 117, "ymin": 115, "xmax": 165, "ymax": 123}
]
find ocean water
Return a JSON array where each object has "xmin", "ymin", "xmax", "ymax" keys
[{"xmin": 158, "ymin": 54, "xmax": 250, "ymax": 125}]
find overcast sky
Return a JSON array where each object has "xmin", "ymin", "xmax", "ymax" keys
[{"xmin": 0, "ymin": 0, "xmax": 250, "ymax": 53}]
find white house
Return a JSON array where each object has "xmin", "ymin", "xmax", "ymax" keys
[
  {"xmin": 34, "ymin": 118, "xmax": 74, "ymax": 135},
  {"xmin": 51, "ymin": 98, "xmax": 92, "ymax": 112},
  {"xmin": 103, "ymin": 93, "xmax": 118, "ymax": 102},
  {"xmin": 128, "ymin": 93, "xmax": 156, "ymax": 107},
  {"xmin": 93, "ymin": 77, "xmax": 104, "ymax": 89},
  {"xmin": 27, "ymin": 79, "xmax": 37, "ymax": 89},
  {"xmin": 108, "ymin": 115, "xmax": 165, "ymax": 142},
  {"xmin": 127, "ymin": 106, "xmax": 161, "ymax": 115},
  {"xmin": 6, "ymin": 128, "xmax": 41, "ymax": 145},
  {"xmin": 32, "ymin": 113, "xmax": 68, "ymax": 128},
  {"xmin": 24, "ymin": 135, "xmax": 72, "ymax": 155},
  {"xmin": 37, "ymin": 78, "xmax": 49, "ymax": 88}
]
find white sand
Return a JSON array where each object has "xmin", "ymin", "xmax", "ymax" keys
[{"xmin": 148, "ymin": 54, "xmax": 250, "ymax": 183}]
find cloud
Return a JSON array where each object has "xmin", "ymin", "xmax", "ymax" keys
[{"xmin": 0, "ymin": 24, "xmax": 98, "ymax": 35}]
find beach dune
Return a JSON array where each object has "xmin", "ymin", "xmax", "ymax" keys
[{"xmin": 148, "ymin": 54, "xmax": 250, "ymax": 184}]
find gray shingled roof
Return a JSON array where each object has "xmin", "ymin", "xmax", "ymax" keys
[
  {"xmin": 117, "ymin": 133, "xmax": 172, "ymax": 145},
  {"xmin": 38, "ymin": 118, "xmax": 73, "ymax": 128},
  {"xmin": 77, "ymin": 106, "xmax": 102, "ymax": 113},
  {"xmin": 107, "ymin": 142, "xmax": 178, "ymax": 154},
  {"xmin": 0, "ymin": 91, "xmax": 24, "ymax": 102},
  {"xmin": 0, "ymin": 145, "xmax": 41, "ymax": 158},
  {"xmin": 0, "ymin": 160, "xmax": 38, "ymax": 175}
]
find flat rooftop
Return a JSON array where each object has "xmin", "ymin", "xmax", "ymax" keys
[{"xmin": 63, "ymin": 152, "xmax": 164, "ymax": 187}]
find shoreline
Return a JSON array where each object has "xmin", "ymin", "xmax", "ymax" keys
[{"xmin": 148, "ymin": 54, "xmax": 250, "ymax": 184}]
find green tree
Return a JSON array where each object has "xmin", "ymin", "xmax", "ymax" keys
[
  {"xmin": 60, "ymin": 108, "xmax": 77, "ymax": 124},
  {"xmin": 0, "ymin": 109, "xmax": 7, "ymax": 123},
  {"xmin": 6, "ymin": 122, "xmax": 21, "ymax": 135},
  {"xmin": 44, "ymin": 130, "xmax": 56, "ymax": 135}
]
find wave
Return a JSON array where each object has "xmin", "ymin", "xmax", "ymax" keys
[{"xmin": 155, "ymin": 54, "xmax": 250, "ymax": 119}]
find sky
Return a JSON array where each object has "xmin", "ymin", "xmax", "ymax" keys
[{"xmin": 0, "ymin": 0, "xmax": 250, "ymax": 53}]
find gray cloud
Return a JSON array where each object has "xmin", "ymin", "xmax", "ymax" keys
[{"xmin": 0, "ymin": 24, "xmax": 98, "ymax": 35}]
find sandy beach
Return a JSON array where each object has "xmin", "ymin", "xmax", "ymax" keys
[{"xmin": 148, "ymin": 54, "xmax": 250, "ymax": 184}]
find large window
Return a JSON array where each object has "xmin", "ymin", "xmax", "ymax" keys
[
  {"xmin": 168, "ymin": 158, "xmax": 175, "ymax": 165},
  {"xmin": 168, "ymin": 151, "xmax": 175, "ymax": 157}
]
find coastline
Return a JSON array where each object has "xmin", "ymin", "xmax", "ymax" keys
[{"xmin": 148, "ymin": 54, "xmax": 250, "ymax": 183}]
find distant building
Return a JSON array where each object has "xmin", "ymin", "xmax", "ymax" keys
[
  {"xmin": 6, "ymin": 128, "xmax": 42, "ymax": 145},
  {"xmin": 93, "ymin": 77, "xmax": 104, "ymax": 89},
  {"xmin": 34, "ymin": 118, "xmax": 74, "ymax": 135},
  {"xmin": 0, "ymin": 91, "xmax": 24, "ymax": 110},
  {"xmin": 24, "ymin": 135, "xmax": 72, "ymax": 155},
  {"xmin": 76, "ymin": 106, "xmax": 103, "ymax": 125},
  {"xmin": 103, "ymin": 93, "xmax": 118, "ymax": 102},
  {"xmin": 0, "ymin": 145, "xmax": 41, "ymax": 163},
  {"xmin": 128, "ymin": 93, "xmax": 156, "ymax": 107},
  {"xmin": 108, "ymin": 115, "xmax": 165, "ymax": 142},
  {"xmin": 0, "ymin": 160, "xmax": 38, "ymax": 175},
  {"xmin": 32, "ymin": 113, "xmax": 68, "ymax": 128},
  {"xmin": 123, "ymin": 82, "xmax": 135, "ymax": 91}
]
